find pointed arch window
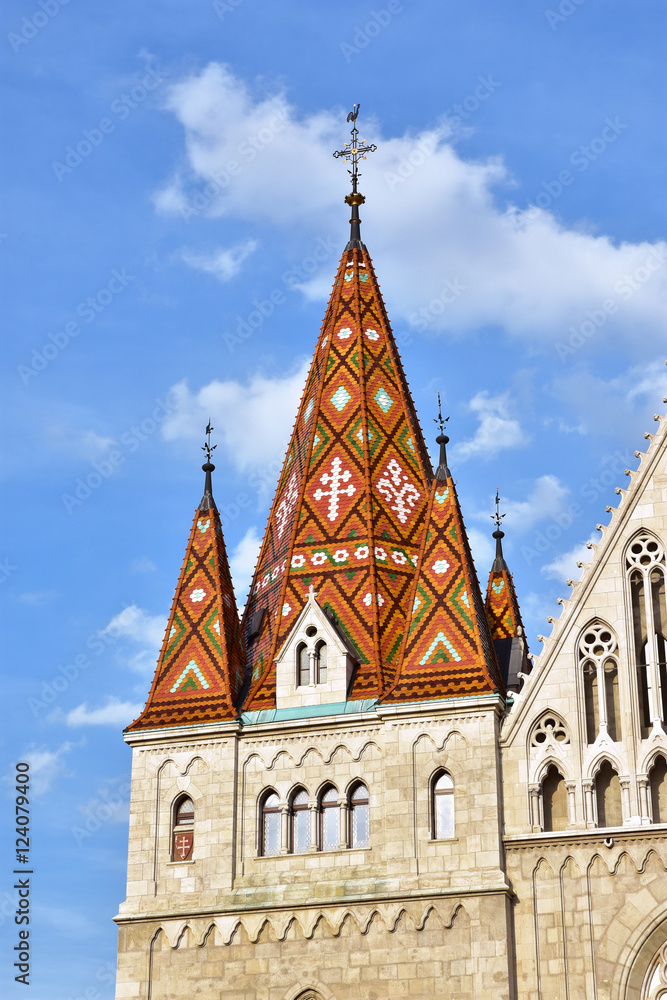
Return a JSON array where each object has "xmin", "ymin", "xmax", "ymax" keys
[
  {"xmin": 290, "ymin": 788, "xmax": 310, "ymax": 854},
  {"xmin": 432, "ymin": 771, "xmax": 455, "ymax": 839},
  {"xmin": 541, "ymin": 765, "xmax": 567, "ymax": 832},
  {"xmin": 627, "ymin": 534, "xmax": 667, "ymax": 736},
  {"xmin": 319, "ymin": 785, "xmax": 340, "ymax": 851},
  {"xmin": 349, "ymin": 783, "xmax": 369, "ymax": 848},
  {"xmin": 172, "ymin": 795, "xmax": 194, "ymax": 861},
  {"xmin": 297, "ymin": 643, "xmax": 310, "ymax": 687},
  {"xmin": 595, "ymin": 760, "xmax": 623, "ymax": 828},
  {"xmin": 578, "ymin": 623, "xmax": 621, "ymax": 743},
  {"xmin": 315, "ymin": 641, "xmax": 327, "ymax": 684},
  {"xmin": 261, "ymin": 791, "xmax": 281, "ymax": 856},
  {"xmin": 650, "ymin": 755, "xmax": 667, "ymax": 824}
]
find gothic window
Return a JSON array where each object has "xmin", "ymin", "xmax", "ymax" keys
[
  {"xmin": 650, "ymin": 755, "xmax": 667, "ymax": 824},
  {"xmin": 642, "ymin": 941, "xmax": 667, "ymax": 999},
  {"xmin": 541, "ymin": 765, "xmax": 568, "ymax": 832},
  {"xmin": 578, "ymin": 623, "xmax": 621, "ymax": 743},
  {"xmin": 290, "ymin": 788, "xmax": 310, "ymax": 854},
  {"xmin": 349, "ymin": 782, "xmax": 369, "ymax": 848},
  {"xmin": 432, "ymin": 771, "xmax": 455, "ymax": 839},
  {"xmin": 172, "ymin": 795, "xmax": 194, "ymax": 861},
  {"xmin": 261, "ymin": 791, "xmax": 281, "ymax": 856},
  {"xmin": 315, "ymin": 641, "xmax": 327, "ymax": 684},
  {"xmin": 319, "ymin": 785, "xmax": 340, "ymax": 851},
  {"xmin": 297, "ymin": 642, "xmax": 310, "ymax": 687},
  {"xmin": 530, "ymin": 714, "xmax": 570, "ymax": 749},
  {"xmin": 627, "ymin": 534, "xmax": 667, "ymax": 736},
  {"xmin": 595, "ymin": 760, "xmax": 623, "ymax": 828}
]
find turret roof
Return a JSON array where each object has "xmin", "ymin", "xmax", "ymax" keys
[{"xmin": 127, "ymin": 462, "xmax": 246, "ymax": 730}]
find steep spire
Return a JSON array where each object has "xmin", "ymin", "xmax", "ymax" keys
[
  {"xmin": 333, "ymin": 104, "xmax": 377, "ymax": 250},
  {"xmin": 382, "ymin": 427, "xmax": 504, "ymax": 704},
  {"xmin": 127, "ymin": 432, "xmax": 246, "ymax": 730},
  {"xmin": 241, "ymin": 239, "xmax": 433, "ymax": 710},
  {"xmin": 484, "ymin": 490, "xmax": 529, "ymax": 691}
]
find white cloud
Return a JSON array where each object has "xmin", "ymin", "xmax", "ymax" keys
[
  {"xmin": 130, "ymin": 556, "xmax": 157, "ymax": 574},
  {"xmin": 453, "ymin": 391, "xmax": 527, "ymax": 462},
  {"xmin": 541, "ymin": 534, "xmax": 596, "ymax": 583},
  {"xmin": 177, "ymin": 238, "xmax": 257, "ymax": 282},
  {"xmin": 229, "ymin": 526, "xmax": 262, "ymax": 611},
  {"xmin": 161, "ymin": 361, "xmax": 310, "ymax": 474},
  {"xmin": 153, "ymin": 63, "xmax": 667, "ymax": 348},
  {"xmin": 16, "ymin": 742, "xmax": 79, "ymax": 796},
  {"xmin": 466, "ymin": 527, "xmax": 494, "ymax": 577},
  {"xmin": 66, "ymin": 698, "xmax": 142, "ymax": 727},
  {"xmin": 101, "ymin": 604, "xmax": 166, "ymax": 674},
  {"xmin": 17, "ymin": 590, "xmax": 56, "ymax": 606},
  {"xmin": 501, "ymin": 475, "xmax": 571, "ymax": 532}
]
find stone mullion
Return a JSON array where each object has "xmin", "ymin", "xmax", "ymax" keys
[
  {"xmin": 638, "ymin": 775, "xmax": 651, "ymax": 824},
  {"xmin": 582, "ymin": 779, "xmax": 595, "ymax": 828},
  {"xmin": 642, "ymin": 567, "xmax": 662, "ymax": 730},
  {"xmin": 529, "ymin": 784, "xmax": 541, "ymax": 832}
]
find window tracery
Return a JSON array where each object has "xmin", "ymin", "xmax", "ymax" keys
[
  {"xmin": 627, "ymin": 533, "xmax": 667, "ymax": 736},
  {"xmin": 578, "ymin": 623, "xmax": 621, "ymax": 743},
  {"xmin": 530, "ymin": 713, "xmax": 570, "ymax": 750},
  {"xmin": 642, "ymin": 941, "xmax": 667, "ymax": 1000}
]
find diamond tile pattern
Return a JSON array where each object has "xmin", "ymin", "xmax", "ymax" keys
[
  {"xmin": 241, "ymin": 245, "xmax": 433, "ymax": 709},
  {"xmin": 383, "ymin": 475, "xmax": 505, "ymax": 702},
  {"xmin": 126, "ymin": 501, "xmax": 246, "ymax": 730},
  {"xmin": 485, "ymin": 553, "xmax": 526, "ymax": 641}
]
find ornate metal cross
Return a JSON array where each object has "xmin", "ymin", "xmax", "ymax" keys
[
  {"xmin": 434, "ymin": 392, "xmax": 450, "ymax": 437},
  {"xmin": 333, "ymin": 104, "xmax": 377, "ymax": 196},
  {"xmin": 492, "ymin": 488, "xmax": 506, "ymax": 530}
]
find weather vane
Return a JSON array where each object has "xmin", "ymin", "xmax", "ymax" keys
[
  {"xmin": 202, "ymin": 420, "xmax": 217, "ymax": 463},
  {"xmin": 434, "ymin": 392, "xmax": 450, "ymax": 437},
  {"xmin": 333, "ymin": 104, "xmax": 377, "ymax": 197},
  {"xmin": 491, "ymin": 488, "xmax": 506, "ymax": 530}
]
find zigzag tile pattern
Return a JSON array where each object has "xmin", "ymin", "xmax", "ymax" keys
[
  {"xmin": 127, "ymin": 502, "xmax": 246, "ymax": 729},
  {"xmin": 384, "ymin": 473, "xmax": 504, "ymax": 702},
  {"xmin": 242, "ymin": 244, "xmax": 432, "ymax": 709},
  {"xmin": 485, "ymin": 559, "xmax": 525, "ymax": 640}
]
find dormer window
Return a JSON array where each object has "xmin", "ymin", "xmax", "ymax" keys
[{"xmin": 295, "ymin": 634, "xmax": 328, "ymax": 687}]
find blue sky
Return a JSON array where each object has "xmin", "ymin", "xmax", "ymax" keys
[{"xmin": 1, "ymin": 1, "xmax": 666, "ymax": 996}]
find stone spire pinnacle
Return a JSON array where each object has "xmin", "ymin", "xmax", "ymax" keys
[
  {"xmin": 127, "ymin": 438, "xmax": 246, "ymax": 731},
  {"xmin": 333, "ymin": 105, "xmax": 377, "ymax": 250},
  {"xmin": 484, "ymin": 490, "xmax": 529, "ymax": 691}
]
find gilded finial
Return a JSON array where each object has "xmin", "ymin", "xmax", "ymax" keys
[{"xmin": 333, "ymin": 105, "xmax": 377, "ymax": 249}]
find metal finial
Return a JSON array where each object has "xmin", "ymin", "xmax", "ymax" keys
[
  {"xmin": 333, "ymin": 105, "xmax": 377, "ymax": 248},
  {"xmin": 199, "ymin": 420, "xmax": 217, "ymax": 512},
  {"xmin": 491, "ymin": 488, "xmax": 506, "ymax": 531},
  {"xmin": 434, "ymin": 392, "xmax": 450, "ymax": 437},
  {"xmin": 202, "ymin": 420, "xmax": 217, "ymax": 464}
]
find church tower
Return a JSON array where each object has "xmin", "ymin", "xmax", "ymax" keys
[
  {"xmin": 114, "ymin": 109, "xmax": 515, "ymax": 999},
  {"xmin": 114, "ymin": 108, "xmax": 667, "ymax": 999}
]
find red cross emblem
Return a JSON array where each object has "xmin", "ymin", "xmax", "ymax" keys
[{"xmin": 173, "ymin": 833, "xmax": 193, "ymax": 861}]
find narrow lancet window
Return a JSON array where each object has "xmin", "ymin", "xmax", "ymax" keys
[
  {"xmin": 595, "ymin": 761, "xmax": 622, "ymax": 828},
  {"xmin": 320, "ymin": 786, "xmax": 340, "ymax": 851},
  {"xmin": 349, "ymin": 783, "xmax": 369, "ymax": 848},
  {"xmin": 261, "ymin": 792, "xmax": 281, "ymax": 856},
  {"xmin": 290, "ymin": 788, "xmax": 310, "ymax": 854},
  {"xmin": 650, "ymin": 755, "xmax": 667, "ymax": 824},
  {"xmin": 541, "ymin": 765, "xmax": 567, "ymax": 832},
  {"xmin": 433, "ymin": 772, "xmax": 455, "ymax": 839},
  {"xmin": 172, "ymin": 796, "xmax": 194, "ymax": 861}
]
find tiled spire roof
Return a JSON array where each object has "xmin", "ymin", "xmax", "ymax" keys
[
  {"xmin": 485, "ymin": 528, "xmax": 526, "ymax": 641},
  {"xmin": 242, "ymin": 242, "xmax": 433, "ymax": 709},
  {"xmin": 382, "ymin": 434, "xmax": 505, "ymax": 703},
  {"xmin": 127, "ymin": 461, "xmax": 246, "ymax": 731}
]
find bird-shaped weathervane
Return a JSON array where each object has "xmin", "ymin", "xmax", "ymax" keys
[
  {"xmin": 202, "ymin": 420, "xmax": 217, "ymax": 463},
  {"xmin": 333, "ymin": 104, "xmax": 377, "ymax": 197}
]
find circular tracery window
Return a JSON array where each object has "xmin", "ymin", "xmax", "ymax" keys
[
  {"xmin": 578, "ymin": 623, "xmax": 617, "ymax": 660},
  {"xmin": 530, "ymin": 714, "xmax": 570, "ymax": 749},
  {"xmin": 627, "ymin": 534, "xmax": 664, "ymax": 571}
]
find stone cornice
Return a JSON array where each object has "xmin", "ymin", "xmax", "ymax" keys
[{"xmin": 504, "ymin": 822, "xmax": 667, "ymax": 851}]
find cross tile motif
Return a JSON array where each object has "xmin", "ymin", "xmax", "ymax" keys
[
  {"xmin": 376, "ymin": 458, "xmax": 421, "ymax": 524},
  {"xmin": 314, "ymin": 456, "xmax": 356, "ymax": 521},
  {"xmin": 275, "ymin": 472, "xmax": 300, "ymax": 539}
]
